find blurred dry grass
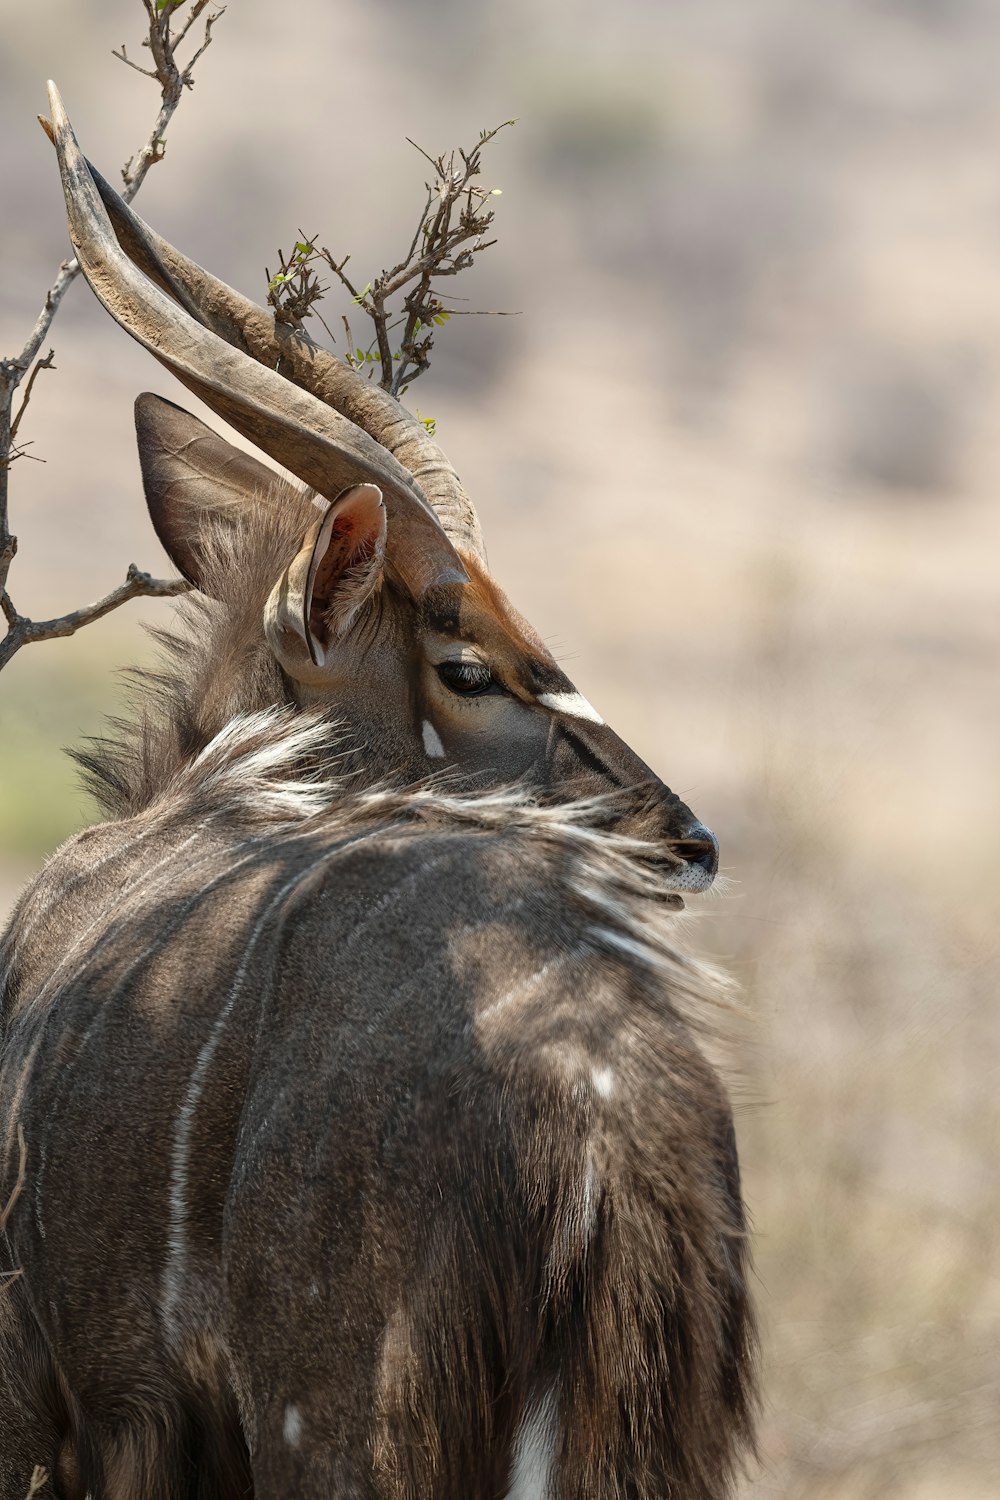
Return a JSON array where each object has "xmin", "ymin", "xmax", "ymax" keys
[{"xmin": 1, "ymin": 2, "xmax": 998, "ymax": 1495}]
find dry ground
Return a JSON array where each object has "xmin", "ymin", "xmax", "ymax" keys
[{"xmin": 2, "ymin": 2, "xmax": 998, "ymax": 1495}]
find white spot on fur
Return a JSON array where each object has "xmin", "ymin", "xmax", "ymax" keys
[
  {"xmin": 506, "ymin": 1384, "xmax": 559, "ymax": 1500},
  {"xmin": 591, "ymin": 1065, "xmax": 614, "ymax": 1098},
  {"xmin": 537, "ymin": 691, "xmax": 603, "ymax": 725},
  {"xmin": 283, "ymin": 1403, "xmax": 303, "ymax": 1447},
  {"xmin": 422, "ymin": 719, "xmax": 446, "ymax": 758}
]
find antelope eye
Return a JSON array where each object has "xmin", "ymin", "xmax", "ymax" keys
[{"xmin": 436, "ymin": 660, "xmax": 497, "ymax": 697}]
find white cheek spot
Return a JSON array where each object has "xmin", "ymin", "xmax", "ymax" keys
[
  {"xmin": 591, "ymin": 1066, "xmax": 614, "ymax": 1098},
  {"xmin": 308, "ymin": 1280, "xmax": 320, "ymax": 1300},
  {"xmin": 537, "ymin": 691, "xmax": 604, "ymax": 725},
  {"xmin": 422, "ymin": 719, "xmax": 446, "ymax": 758},
  {"xmin": 283, "ymin": 1403, "xmax": 303, "ymax": 1447}
]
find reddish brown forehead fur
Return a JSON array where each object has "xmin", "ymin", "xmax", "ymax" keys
[{"xmin": 422, "ymin": 554, "xmax": 572, "ymax": 703}]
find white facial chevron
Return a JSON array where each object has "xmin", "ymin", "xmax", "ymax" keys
[{"xmin": 537, "ymin": 691, "xmax": 604, "ymax": 725}]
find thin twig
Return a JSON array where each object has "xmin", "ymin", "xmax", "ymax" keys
[
  {"xmin": 8, "ymin": 351, "xmax": 56, "ymax": 448},
  {"xmin": 110, "ymin": 47, "xmax": 158, "ymax": 81},
  {"xmin": 0, "ymin": 567, "xmax": 190, "ymax": 672},
  {"xmin": 326, "ymin": 252, "xmax": 365, "ymax": 304},
  {"xmin": 0, "ymin": 259, "xmax": 77, "ymax": 595},
  {"xmin": 404, "ymin": 136, "xmax": 442, "ymax": 175},
  {"xmin": 121, "ymin": 2, "xmax": 225, "ymax": 197},
  {"xmin": 174, "ymin": 0, "xmax": 216, "ymax": 52}
]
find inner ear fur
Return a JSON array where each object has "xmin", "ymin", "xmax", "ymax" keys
[
  {"xmin": 264, "ymin": 484, "xmax": 386, "ymax": 671},
  {"xmin": 135, "ymin": 392, "xmax": 297, "ymax": 591}
]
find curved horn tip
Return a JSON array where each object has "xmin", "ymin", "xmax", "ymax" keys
[
  {"xmin": 44, "ymin": 82, "xmax": 80, "ymax": 170},
  {"xmin": 46, "ymin": 81, "xmax": 67, "ymax": 122}
]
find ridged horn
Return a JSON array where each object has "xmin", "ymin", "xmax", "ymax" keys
[
  {"xmin": 45, "ymin": 81, "xmax": 473, "ymax": 598},
  {"xmin": 44, "ymin": 83, "xmax": 485, "ymax": 568}
]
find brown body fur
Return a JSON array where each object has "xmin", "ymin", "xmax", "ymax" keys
[{"xmin": 1, "ymin": 741, "xmax": 755, "ymax": 1497}]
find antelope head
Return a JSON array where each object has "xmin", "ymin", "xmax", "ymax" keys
[{"xmin": 46, "ymin": 84, "xmax": 719, "ymax": 899}]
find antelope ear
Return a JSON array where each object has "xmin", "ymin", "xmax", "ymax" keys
[
  {"xmin": 264, "ymin": 484, "xmax": 386, "ymax": 671},
  {"xmin": 135, "ymin": 392, "xmax": 289, "ymax": 590}
]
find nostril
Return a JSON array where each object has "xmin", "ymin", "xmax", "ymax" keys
[{"xmin": 680, "ymin": 822, "xmax": 720, "ymax": 880}]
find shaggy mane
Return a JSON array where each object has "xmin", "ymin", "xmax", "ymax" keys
[
  {"xmin": 74, "ymin": 482, "xmax": 319, "ymax": 817},
  {"xmin": 96, "ymin": 703, "xmax": 735, "ymax": 1031}
]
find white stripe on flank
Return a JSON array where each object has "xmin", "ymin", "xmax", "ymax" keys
[
  {"xmin": 27, "ymin": 821, "xmax": 218, "ymax": 1016},
  {"xmin": 162, "ymin": 861, "xmax": 316, "ymax": 1341},
  {"xmin": 422, "ymin": 719, "xmax": 446, "ymax": 758},
  {"xmin": 581, "ymin": 1149, "xmax": 598, "ymax": 1246},
  {"xmin": 3, "ymin": 815, "xmax": 164, "ymax": 987},
  {"xmin": 537, "ymin": 691, "xmax": 604, "ymax": 725},
  {"xmin": 506, "ymin": 1384, "xmax": 559, "ymax": 1500}
]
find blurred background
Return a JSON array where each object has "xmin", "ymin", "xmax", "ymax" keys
[{"xmin": 2, "ymin": 1, "xmax": 998, "ymax": 1494}]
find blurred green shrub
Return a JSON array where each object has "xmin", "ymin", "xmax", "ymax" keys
[{"xmin": 0, "ymin": 653, "xmax": 110, "ymax": 859}]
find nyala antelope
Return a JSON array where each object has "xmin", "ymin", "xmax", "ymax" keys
[{"xmin": 0, "ymin": 85, "xmax": 756, "ymax": 1499}]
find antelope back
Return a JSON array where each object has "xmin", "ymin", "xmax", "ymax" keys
[{"xmin": 0, "ymin": 716, "xmax": 756, "ymax": 1498}]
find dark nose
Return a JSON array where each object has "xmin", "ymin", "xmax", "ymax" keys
[{"xmin": 678, "ymin": 822, "xmax": 720, "ymax": 880}]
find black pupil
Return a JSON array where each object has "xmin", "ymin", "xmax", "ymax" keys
[{"xmin": 437, "ymin": 661, "xmax": 494, "ymax": 696}]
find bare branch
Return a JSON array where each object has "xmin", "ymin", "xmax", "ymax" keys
[
  {"xmin": 1, "ymin": 0, "xmax": 225, "ymax": 668},
  {"xmin": 109, "ymin": 46, "xmax": 158, "ymax": 81},
  {"xmin": 0, "ymin": 257, "xmax": 77, "ymax": 597},
  {"xmin": 325, "ymin": 252, "xmax": 365, "ymax": 305},
  {"xmin": 0, "ymin": 566, "xmax": 190, "ymax": 672},
  {"xmin": 178, "ymin": 7, "xmax": 222, "ymax": 85},
  {"xmin": 120, "ymin": 2, "xmax": 225, "ymax": 198},
  {"xmin": 174, "ymin": 0, "xmax": 216, "ymax": 52},
  {"xmin": 398, "ymin": 186, "xmax": 435, "ymax": 275},
  {"xmin": 404, "ymin": 136, "xmax": 440, "ymax": 173},
  {"xmin": 370, "ymin": 297, "xmax": 395, "ymax": 380},
  {"xmin": 8, "ymin": 351, "xmax": 56, "ymax": 449},
  {"xmin": 341, "ymin": 314, "xmax": 356, "ymax": 363}
]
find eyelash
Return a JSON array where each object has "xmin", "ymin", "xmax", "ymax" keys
[{"xmin": 436, "ymin": 660, "xmax": 497, "ymax": 697}]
